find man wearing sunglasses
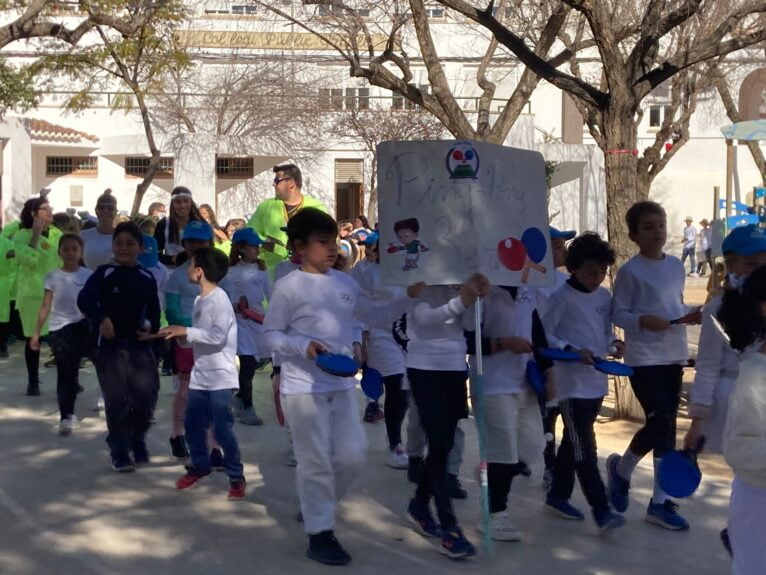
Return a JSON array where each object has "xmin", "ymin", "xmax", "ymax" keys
[
  {"xmin": 81, "ymin": 191, "xmax": 118, "ymax": 269},
  {"xmin": 246, "ymin": 163, "xmax": 327, "ymax": 274}
]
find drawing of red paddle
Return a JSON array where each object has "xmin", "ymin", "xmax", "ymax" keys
[{"xmin": 497, "ymin": 227, "xmax": 547, "ymax": 283}]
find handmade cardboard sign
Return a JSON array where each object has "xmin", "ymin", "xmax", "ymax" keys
[{"xmin": 377, "ymin": 140, "xmax": 554, "ymax": 286}]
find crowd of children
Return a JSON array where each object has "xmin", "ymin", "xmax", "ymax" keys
[{"xmin": 3, "ymin": 173, "xmax": 766, "ymax": 572}]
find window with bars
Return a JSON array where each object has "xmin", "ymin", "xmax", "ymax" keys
[
  {"xmin": 125, "ymin": 157, "xmax": 174, "ymax": 178},
  {"xmin": 216, "ymin": 157, "xmax": 254, "ymax": 178},
  {"xmin": 319, "ymin": 87, "xmax": 368, "ymax": 110},
  {"xmin": 392, "ymin": 84, "xmax": 430, "ymax": 110},
  {"xmin": 46, "ymin": 156, "xmax": 98, "ymax": 177}
]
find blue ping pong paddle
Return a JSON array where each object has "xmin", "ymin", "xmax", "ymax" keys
[
  {"xmin": 593, "ymin": 358, "xmax": 635, "ymax": 377},
  {"xmin": 521, "ymin": 227, "xmax": 547, "ymax": 264},
  {"xmin": 360, "ymin": 364, "xmax": 384, "ymax": 400},
  {"xmin": 315, "ymin": 353, "xmax": 359, "ymax": 377},
  {"xmin": 658, "ymin": 437, "xmax": 706, "ymax": 498},
  {"xmin": 537, "ymin": 347, "xmax": 582, "ymax": 361}
]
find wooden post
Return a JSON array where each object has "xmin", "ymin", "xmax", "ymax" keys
[
  {"xmin": 712, "ymin": 185, "xmax": 721, "ymax": 291},
  {"xmin": 725, "ymin": 139, "xmax": 734, "ymax": 219}
]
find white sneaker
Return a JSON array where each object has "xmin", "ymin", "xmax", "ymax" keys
[
  {"xmin": 59, "ymin": 415, "xmax": 79, "ymax": 436},
  {"xmin": 91, "ymin": 396, "xmax": 105, "ymax": 412},
  {"xmin": 387, "ymin": 445, "xmax": 409, "ymax": 469},
  {"xmin": 478, "ymin": 511, "xmax": 522, "ymax": 542}
]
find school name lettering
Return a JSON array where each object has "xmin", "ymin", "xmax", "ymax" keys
[{"xmin": 176, "ymin": 30, "xmax": 390, "ymax": 51}]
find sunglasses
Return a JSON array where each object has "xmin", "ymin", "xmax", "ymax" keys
[{"xmin": 273, "ymin": 176, "xmax": 293, "ymax": 185}]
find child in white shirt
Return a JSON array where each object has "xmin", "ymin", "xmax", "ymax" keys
[
  {"xmin": 717, "ymin": 264, "xmax": 766, "ymax": 574},
  {"xmin": 30, "ymin": 233, "xmax": 92, "ymax": 435},
  {"xmin": 609, "ymin": 201, "xmax": 700, "ymax": 531},
  {"xmin": 262, "ymin": 208, "xmax": 366, "ymax": 566},
  {"xmin": 221, "ymin": 227, "xmax": 272, "ymax": 426},
  {"xmin": 542, "ymin": 232, "xmax": 625, "ymax": 533},
  {"xmin": 162, "ymin": 247, "xmax": 246, "ymax": 501}
]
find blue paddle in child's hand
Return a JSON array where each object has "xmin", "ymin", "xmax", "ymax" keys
[
  {"xmin": 315, "ymin": 352, "xmax": 359, "ymax": 377},
  {"xmin": 525, "ymin": 360, "xmax": 547, "ymax": 401},
  {"xmin": 360, "ymin": 364, "xmax": 384, "ymax": 400},
  {"xmin": 658, "ymin": 436, "xmax": 706, "ymax": 498}
]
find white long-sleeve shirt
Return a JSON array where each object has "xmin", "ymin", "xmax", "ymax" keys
[
  {"xmin": 612, "ymin": 254, "xmax": 689, "ymax": 366},
  {"xmin": 406, "ymin": 285, "xmax": 472, "ymax": 372},
  {"xmin": 262, "ymin": 269, "xmax": 364, "ymax": 395},
  {"xmin": 468, "ymin": 286, "xmax": 537, "ymax": 396},
  {"xmin": 724, "ymin": 351, "xmax": 766, "ymax": 489},
  {"xmin": 186, "ymin": 287, "xmax": 239, "ymax": 391},
  {"xmin": 220, "ymin": 262, "xmax": 272, "ymax": 357},
  {"xmin": 542, "ymin": 282, "xmax": 614, "ymax": 400}
]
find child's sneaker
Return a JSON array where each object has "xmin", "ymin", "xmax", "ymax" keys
[
  {"xmin": 26, "ymin": 381, "xmax": 40, "ymax": 396},
  {"xmin": 210, "ymin": 448, "xmax": 225, "ymax": 471},
  {"xmin": 169, "ymin": 435, "xmax": 188, "ymax": 459},
  {"xmin": 387, "ymin": 444, "xmax": 409, "ymax": 469},
  {"xmin": 176, "ymin": 468, "xmax": 212, "ymax": 489},
  {"xmin": 228, "ymin": 478, "xmax": 247, "ymax": 501},
  {"xmin": 593, "ymin": 508, "xmax": 626, "ymax": 535},
  {"xmin": 306, "ymin": 530, "xmax": 351, "ymax": 565},
  {"xmin": 447, "ymin": 474, "xmax": 467, "ymax": 499},
  {"xmin": 238, "ymin": 406, "xmax": 263, "ymax": 426},
  {"xmin": 59, "ymin": 415, "xmax": 78, "ymax": 436},
  {"xmin": 363, "ymin": 401, "xmax": 383, "ymax": 422},
  {"xmin": 645, "ymin": 499, "xmax": 689, "ymax": 531},
  {"xmin": 439, "ymin": 525, "xmax": 476, "ymax": 559},
  {"xmin": 407, "ymin": 498, "xmax": 441, "ymax": 538},
  {"xmin": 132, "ymin": 440, "xmax": 150, "ymax": 465},
  {"xmin": 606, "ymin": 453, "xmax": 630, "ymax": 512},
  {"xmin": 111, "ymin": 451, "xmax": 135, "ymax": 473},
  {"xmin": 478, "ymin": 511, "xmax": 522, "ymax": 542},
  {"xmin": 545, "ymin": 495, "xmax": 585, "ymax": 520}
]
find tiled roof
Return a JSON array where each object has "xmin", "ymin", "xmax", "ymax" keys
[{"xmin": 25, "ymin": 118, "xmax": 99, "ymax": 144}]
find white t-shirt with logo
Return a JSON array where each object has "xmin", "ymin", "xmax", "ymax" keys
[
  {"xmin": 80, "ymin": 227, "xmax": 114, "ymax": 269},
  {"xmin": 43, "ymin": 268, "xmax": 93, "ymax": 331}
]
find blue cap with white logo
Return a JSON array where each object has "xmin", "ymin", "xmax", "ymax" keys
[
  {"xmin": 722, "ymin": 224, "xmax": 766, "ymax": 256},
  {"xmin": 232, "ymin": 227, "xmax": 264, "ymax": 246},
  {"xmin": 181, "ymin": 220, "xmax": 214, "ymax": 242},
  {"xmin": 138, "ymin": 235, "xmax": 159, "ymax": 268}
]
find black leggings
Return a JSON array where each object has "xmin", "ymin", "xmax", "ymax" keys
[
  {"xmin": 383, "ymin": 374, "xmax": 408, "ymax": 450},
  {"xmin": 409, "ymin": 368, "xmax": 468, "ymax": 531},
  {"xmin": 542, "ymin": 404, "xmax": 560, "ymax": 470},
  {"xmin": 488, "ymin": 462, "xmax": 524, "ymax": 513},
  {"xmin": 49, "ymin": 320, "xmax": 91, "ymax": 419},
  {"xmin": 237, "ymin": 355, "xmax": 267, "ymax": 408},
  {"xmin": 627, "ymin": 365, "xmax": 683, "ymax": 458},
  {"xmin": 25, "ymin": 340, "xmax": 40, "ymax": 385}
]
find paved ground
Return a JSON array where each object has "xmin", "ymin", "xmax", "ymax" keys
[{"xmin": 0, "ymin": 322, "xmax": 733, "ymax": 575}]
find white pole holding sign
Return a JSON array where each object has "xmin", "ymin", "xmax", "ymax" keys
[{"xmin": 377, "ymin": 140, "xmax": 554, "ymax": 287}]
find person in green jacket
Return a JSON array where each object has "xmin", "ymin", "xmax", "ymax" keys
[
  {"xmin": 246, "ymin": 164, "xmax": 327, "ymax": 274},
  {"xmin": 13, "ymin": 197, "xmax": 62, "ymax": 395}
]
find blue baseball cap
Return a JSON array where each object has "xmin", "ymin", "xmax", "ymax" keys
[
  {"xmin": 232, "ymin": 227, "xmax": 264, "ymax": 246},
  {"xmin": 138, "ymin": 235, "xmax": 159, "ymax": 268},
  {"xmin": 181, "ymin": 220, "xmax": 213, "ymax": 242},
  {"xmin": 722, "ymin": 224, "xmax": 766, "ymax": 255},
  {"xmin": 550, "ymin": 227, "xmax": 576, "ymax": 240},
  {"xmin": 360, "ymin": 231, "xmax": 379, "ymax": 246}
]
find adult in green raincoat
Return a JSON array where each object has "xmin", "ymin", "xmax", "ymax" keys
[
  {"xmin": 13, "ymin": 197, "xmax": 62, "ymax": 394},
  {"xmin": 0, "ymin": 231, "xmax": 15, "ymax": 357},
  {"xmin": 246, "ymin": 164, "xmax": 327, "ymax": 274}
]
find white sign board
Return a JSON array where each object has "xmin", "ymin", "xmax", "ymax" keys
[{"xmin": 378, "ymin": 140, "xmax": 554, "ymax": 286}]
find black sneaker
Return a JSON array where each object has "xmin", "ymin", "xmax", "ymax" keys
[
  {"xmin": 169, "ymin": 435, "xmax": 188, "ymax": 459},
  {"xmin": 111, "ymin": 451, "xmax": 135, "ymax": 473},
  {"xmin": 26, "ymin": 381, "xmax": 40, "ymax": 396},
  {"xmin": 210, "ymin": 448, "xmax": 225, "ymax": 471},
  {"xmin": 44, "ymin": 356, "xmax": 56, "ymax": 368},
  {"xmin": 363, "ymin": 401, "xmax": 383, "ymax": 423},
  {"xmin": 447, "ymin": 474, "xmax": 467, "ymax": 499},
  {"xmin": 132, "ymin": 440, "xmax": 150, "ymax": 465},
  {"xmin": 408, "ymin": 456, "xmax": 424, "ymax": 484},
  {"xmin": 306, "ymin": 530, "xmax": 351, "ymax": 565}
]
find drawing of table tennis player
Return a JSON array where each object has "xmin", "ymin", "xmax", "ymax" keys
[{"xmin": 387, "ymin": 217, "xmax": 429, "ymax": 270}]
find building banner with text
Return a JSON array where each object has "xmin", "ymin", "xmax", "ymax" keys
[{"xmin": 377, "ymin": 140, "xmax": 553, "ymax": 287}]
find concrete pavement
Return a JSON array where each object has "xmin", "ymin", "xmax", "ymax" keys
[{"xmin": 0, "ymin": 341, "xmax": 733, "ymax": 575}]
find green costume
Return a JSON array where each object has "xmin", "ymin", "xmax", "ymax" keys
[
  {"xmin": 246, "ymin": 196, "xmax": 327, "ymax": 272},
  {"xmin": 13, "ymin": 226, "xmax": 62, "ymax": 337},
  {"xmin": 2, "ymin": 220, "xmax": 21, "ymax": 299},
  {"xmin": 0, "ymin": 235, "xmax": 15, "ymax": 323}
]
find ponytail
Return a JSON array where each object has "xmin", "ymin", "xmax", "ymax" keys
[{"xmin": 717, "ymin": 265, "xmax": 766, "ymax": 352}]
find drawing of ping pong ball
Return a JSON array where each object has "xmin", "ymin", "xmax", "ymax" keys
[
  {"xmin": 446, "ymin": 142, "xmax": 480, "ymax": 179},
  {"xmin": 453, "ymin": 149, "xmax": 464, "ymax": 160},
  {"xmin": 497, "ymin": 236, "xmax": 526, "ymax": 271}
]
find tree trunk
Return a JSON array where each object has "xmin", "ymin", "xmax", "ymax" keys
[{"xmin": 602, "ymin": 106, "xmax": 645, "ymax": 421}]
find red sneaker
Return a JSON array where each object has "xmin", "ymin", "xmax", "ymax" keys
[
  {"xmin": 176, "ymin": 469, "xmax": 211, "ymax": 490},
  {"xmin": 228, "ymin": 478, "xmax": 247, "ymax": 501}
]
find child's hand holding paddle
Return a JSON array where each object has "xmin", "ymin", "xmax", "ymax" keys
[{"xmin": 306, "ymin": 340, "xmax": 328, "ymax": 360}]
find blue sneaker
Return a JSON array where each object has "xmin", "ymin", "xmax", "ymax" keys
[
  {"xmin": 606, "ymin": 454, "xmax": 631, "ymax": 513},
  {"xmin": 439, "ymin": 525, "xmax": 476, "ymax": 559},
  {"xmin": 407, "ymin": 499, "xmax": 441, "ymax": 538},
  {"xmin": 645, "ymin": 499, "xmax": 689, "ymax": 531},
  {"xmin": 545, "ymin": 496, "xmax": 585, "ymax": 520},
  {"xmin": 593, "ymin": 509, "xmax": 626, "ymax": 535}
]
